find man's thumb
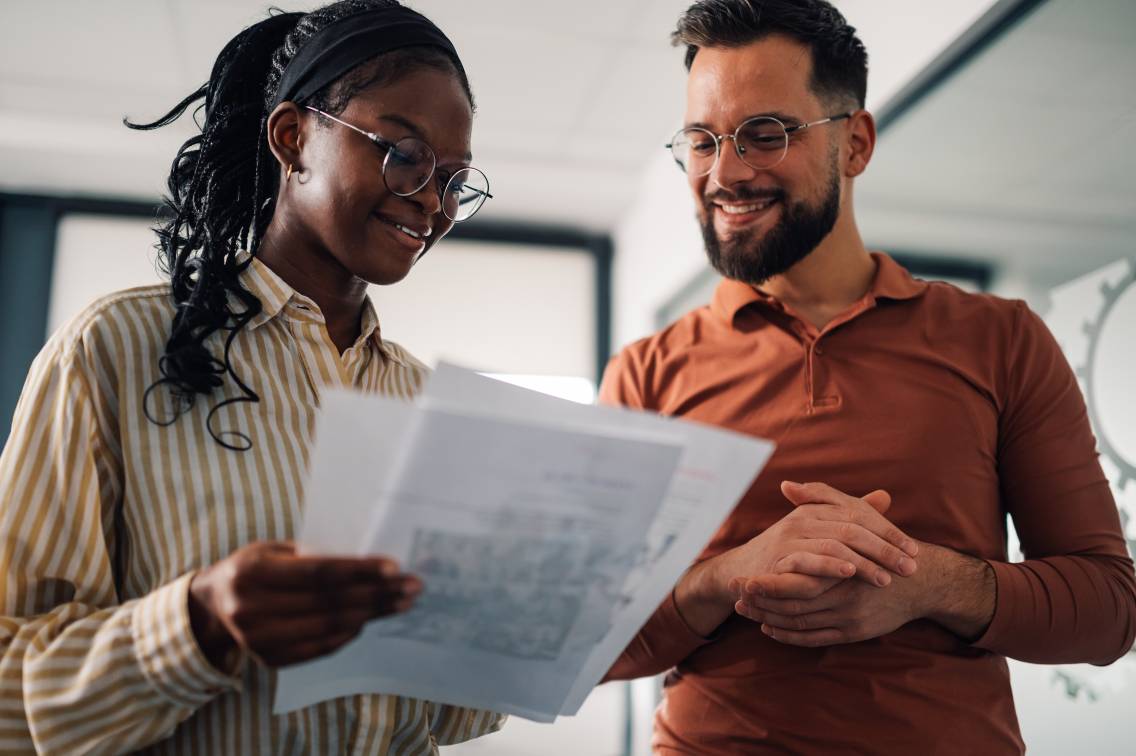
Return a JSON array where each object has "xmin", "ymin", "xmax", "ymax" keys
[{"xmin": 862, "ymin": 489, "xmax": 891, "ymax": 514}]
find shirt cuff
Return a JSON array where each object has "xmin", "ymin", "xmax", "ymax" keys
[
  {"xmin": 969, "ymin": 560, "xmax": 1019, "ymax": 653},
  {"xmin": 132, "ymin": 572, "xmax": 244, "ymax": 708},
  {"xmin": 665, "ymin": 586, "xmax": 721, "ymax": 645}
]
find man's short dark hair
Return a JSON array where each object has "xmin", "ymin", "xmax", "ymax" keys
[{"xmin": 673, "ymin": 0, "xmax": 868, "ymax": 109}]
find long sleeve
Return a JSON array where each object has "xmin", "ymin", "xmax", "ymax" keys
[
  {"xmin": 974, "ymin": 303, "xmax": 1136, "ymax": 663},
  {"xmin": 0, "ymin": 332, "xmax": 238, "ymax": 754},
  {"xmin": 603, "ymin": 590, "xmax": 715, "ymax": 681},
  {"xmin": 598, "ymin": 351, "xmax": 716, "ymax": 681}
]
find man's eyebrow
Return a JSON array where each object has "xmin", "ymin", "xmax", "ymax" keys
[
  {"xmin": 685, "ymin": 112, "xmax": 802, "ymax": 130},
  {"xmin": 377, "ymin": 113, "xmax": 473, "ymax": 161}
]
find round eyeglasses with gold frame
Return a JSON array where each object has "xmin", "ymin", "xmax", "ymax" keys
[{"xmin": 667, "ymin": 112, "xmax": 853, "ymax": 176}]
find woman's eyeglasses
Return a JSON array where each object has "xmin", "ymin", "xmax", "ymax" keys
[{"xmin": 305, "ymin": 106, "xmax": 491, "ymax": 222}]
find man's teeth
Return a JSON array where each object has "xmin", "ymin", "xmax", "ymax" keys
[{"xmin": 718, "ymin": 199, "xmax": 776, "ymax": 214}]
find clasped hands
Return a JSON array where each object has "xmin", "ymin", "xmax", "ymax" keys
[{"xmin": 722, "ymin": 481, "xmax": 931, "ymax": 647}]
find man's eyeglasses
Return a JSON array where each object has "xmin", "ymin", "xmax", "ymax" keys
[
  {"xmin": 667, "ymin": 112, "xmax": 854, "ymax": 176},
  {"xmin": 305, "ymin": 106, "xmax": 492, "ymax": 222}
]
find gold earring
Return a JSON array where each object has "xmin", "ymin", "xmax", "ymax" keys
[{"xmin": 286, "ymin": 163, "xmax": 294, "ymax": 181}]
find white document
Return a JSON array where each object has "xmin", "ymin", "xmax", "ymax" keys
[
  {"xmin": 294, "ymin": 391, "xmax": 417, "ymax": 556},
  {"xmin": 276, "ymin": 364, "xmax": 774, "ymax": 721},
  {"xmin": 421, "ymin": 364, "xmax": 775, "ymax": 715}
]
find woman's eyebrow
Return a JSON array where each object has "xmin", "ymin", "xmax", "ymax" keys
[{"xmin": 377, "ymin": 113, "xmax": 426, "ymax": 137}]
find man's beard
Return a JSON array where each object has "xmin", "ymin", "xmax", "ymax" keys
[{"xmin": 701, "ymin": 161, "xmax": 841, "ymax": 286}]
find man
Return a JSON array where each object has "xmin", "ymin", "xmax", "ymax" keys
[{"xmin": 601, "ymin": 1, "xmax": 1136, "ymax": 752}]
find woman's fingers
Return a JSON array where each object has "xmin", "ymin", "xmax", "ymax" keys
[
  {"xmin": 246, "ymin": 553, "xmax": 401, "ymax": 589},
  {"xmin": 265, "ymin": 629, "xmax": 363, "ymax": 667},
  {"xmin": 232, "ymin": 577, "xmax": 421, "ymax": 616},
  {"xmin": 239, "ymin": 587, "xmax": 423, "ymax": 666}
]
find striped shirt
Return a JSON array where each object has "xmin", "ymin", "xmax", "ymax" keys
[{"xmin": 0, "ymin": 255, "xmax": 504, "ymax": 754}]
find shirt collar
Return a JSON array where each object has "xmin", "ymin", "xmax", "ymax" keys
[
  {"xmin": 711, "ymin": 252, "xmax": 928, "ymax": 324},
  {"xmin": 238, "ymin": 253, "xmax": 401, "ymax": 362},
  {"xmin": 240, "ymin": 254, "xmax": 292, "ymax": 329}
]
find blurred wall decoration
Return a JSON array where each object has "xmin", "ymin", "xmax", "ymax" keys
[{"xmin": 1040, "ymin": 258, "xmax": 1136, "ymax": 700}]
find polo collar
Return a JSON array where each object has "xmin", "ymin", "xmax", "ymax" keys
[{"xmin": 711, "ymin": 252, "xmax": 928, "ymax": 324}]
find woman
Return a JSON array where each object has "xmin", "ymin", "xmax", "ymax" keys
[{"xmin": 0, "ymin": 1, "xmax": 499, "ymax": 753}]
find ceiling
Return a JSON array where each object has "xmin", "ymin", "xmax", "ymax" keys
[
  {"xmin": 857, "ymin": 0, "xmax": 1136, "ymax": 292},
  {"xmin": 0, "ymin": 0, "xmax": 994, "ymax": 232}
]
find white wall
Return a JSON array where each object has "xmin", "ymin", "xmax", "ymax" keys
[
  {"xmin": 48, "ymin": 215, "xmax": 165, "ymax": 334},
  {"xmin": 368, "ymin": 240, "xmax": 595, "ymax": 379},
  {"xmin": 50, "ymin": 216, "xmax": 597, "ymax": 383},
  {"xmin": 611, "ymin": 152, "xmax": 706, "ymax": 350}
]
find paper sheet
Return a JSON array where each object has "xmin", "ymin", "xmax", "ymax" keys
[
  {"xmin": 275, "ymin": 364, "xmax": 774, "ymax": 721},
  {"xmin": 421, "ymin": 364, "xmax": 775, "ymax": 715}
]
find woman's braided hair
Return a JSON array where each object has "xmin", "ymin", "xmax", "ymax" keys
[{"xmin": 125, "ymin": 0, "xmax": 472, "ymax": 449}]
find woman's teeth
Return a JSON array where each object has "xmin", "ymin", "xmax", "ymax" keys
[{"xmin": 393, "ymin": 223, "xmax": 425, "ymax": 239}]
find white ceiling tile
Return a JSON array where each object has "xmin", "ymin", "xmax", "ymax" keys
[
  {"xmin": 457, "ymin": 31, "xmax": 619, "ymax": 137},
  {"xmin": 622, "ymin": 0, "xmax": 699, "ymax": 45},
  {"xmin": 576, "ymin": 46, "xmax": 686, "ymax": 139},
  {"xmin": 171, "ymin": 0, "xmax": 305, "ymax": 90},
  {"xmin": 413, "ymin": 0, "xmax": 647, "ymax": 44}
]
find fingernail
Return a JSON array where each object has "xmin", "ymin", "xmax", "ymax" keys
[
  {"xmin": 898, "ymin": 557, "xmax": 916, "ymax": 575},
  {"xmin": 761, "ymin": 625, "xmax": 774, "ymax": 637},
  {"xmin": 902, "ymin": 540, "xmax": 919, "ymax": 557},
  {"xmin": 380, "ymin": 561, "xmax": 398, "ymax": 577},
  {"xmin": 877, "ymin": 572, "xmax": 891, "ymax": 587},
  {"xmin": 840, "ymin": 563, "xmax": 855, "ymax": 576}
]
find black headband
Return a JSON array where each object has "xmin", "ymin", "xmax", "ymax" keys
[{"xmin": 270, "ymin": 6, "xmax": 465, "ymax": 110}]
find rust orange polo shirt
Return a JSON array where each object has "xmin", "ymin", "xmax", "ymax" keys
[{"xmin": 601, "ymin": 253, "xmax": 1136, "ymax": 754}]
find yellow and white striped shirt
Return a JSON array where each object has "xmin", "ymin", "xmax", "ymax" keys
[{"xmin": 0, "ymin": 256, "xmax": 504, "ymax": 754}]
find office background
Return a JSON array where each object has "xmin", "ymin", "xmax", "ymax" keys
[{"xmin": 1, "ymin": 0, "xmax": 1133, "ymax": 753}]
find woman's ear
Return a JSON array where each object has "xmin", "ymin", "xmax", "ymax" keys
[{"xmin": 266, "ymin": 101, "xmax": 304, "ymax": 176}]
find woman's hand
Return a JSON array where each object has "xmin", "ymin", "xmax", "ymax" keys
[{"xmin": 188, "ymin": 541, "xmax": 420, "ymax": 669}]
